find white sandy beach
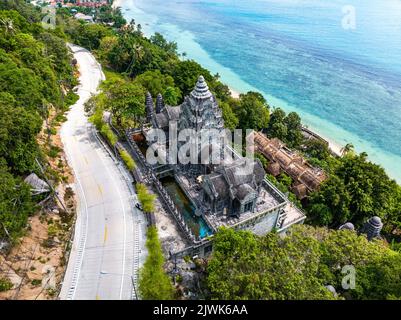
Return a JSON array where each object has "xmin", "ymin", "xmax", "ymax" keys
[
  {"xmin": 112, "ymin": 0, "xmax": 124, "ymax": 8},
  {"xmin": 229, "ymin": 88, "xmax": 240, "ymax": 99}
]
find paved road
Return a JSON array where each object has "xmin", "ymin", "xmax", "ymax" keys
[{"xmin": 59, "ymin": 45, "xmax": 147, "ymax": 300}]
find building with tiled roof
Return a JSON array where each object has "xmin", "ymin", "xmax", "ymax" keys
[{"xmin": 251, "ymin": 131, "xmax": 327, "ymax": 199}]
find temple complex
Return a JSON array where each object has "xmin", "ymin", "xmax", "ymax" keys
[{"xmin": 127, "ymin": 76, "xmax": 306, "ymax": 256}]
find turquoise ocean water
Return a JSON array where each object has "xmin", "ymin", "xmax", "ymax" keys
[{"xmin": 119, "ymin": 0, "xmax": 401, "ymax": 182}]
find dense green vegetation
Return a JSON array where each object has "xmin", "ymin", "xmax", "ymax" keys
[
  {"xmin": 119, "ymin": 149, "xmax": 136, "ymax": 171},
  {"xmin": 136, "ymin": 183, "xmax": 156, "ymax": 214},
  {"xmin": 0, "ymin": 1, "xmax": 77, "ymax": 244},
  {"xmin": 266, "ymin": 108, "xmax": 303, "ymax": 148},
  {"xmin": 2, "ymin": 0, "xmax": 398, "ymax": 301},
  {"xmin": 138, "ymin": 226, "xmax": 175, "ymax": 300},
  {"xmin": 255, "ymin": 105, "xmax": 401, "ymax": 238},
  {"xmin": 57, "ymin": 1, "xmax": 401, "ymax": 236},
  {"xmin": 307, "ymin": 153, "xmax": 401, "ymax": 233},
  {"xmin": 208, "ymin": 225, "xmax": 401, "ymax": 300},
  {"xmin": 100, "ymin": 123, "xmax": 118, "ymax": 146}
]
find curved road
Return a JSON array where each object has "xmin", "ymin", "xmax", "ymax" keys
[{"xmin": 59, "ymin": 45, "xmax": 147, "ymax": 300}]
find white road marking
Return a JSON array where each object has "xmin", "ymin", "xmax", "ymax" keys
[{"xmin": 63, "ymin": 135, "xmax": 89, "ymax": 300}]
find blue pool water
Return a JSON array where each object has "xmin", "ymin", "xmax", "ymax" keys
[
  {"xmin": 120, "ymin": 0, "xmax": 401, "ymax": 182},
  {"xmin": 161, "ymin": 176, "xmax": 213, "ymax": 238}
]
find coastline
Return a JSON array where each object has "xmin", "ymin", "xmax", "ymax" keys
[
  {"xmin": 112, "ymin": 0, "xmax": 124, "ymax": 8},
  {"xmin": 230, "ymin": 88, "xmax": 240, "ymax": 99},
  {"xmin": 115, "ymin": 0, "xmax": 343, "ymax": 157}
]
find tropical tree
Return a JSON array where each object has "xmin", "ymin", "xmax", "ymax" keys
[
  {"xmin": 135, "ymin": 70, "xmax": 181, "ymax": 103},
  {"xmin": 340, "ymin": 143, "xmax": 355, "ymax": 156},
  {"xmin": 103, "ymin": 79, "xmax": 145, "ymax": 126},
  {"xmin": 207, "ymin": 225, "xmax": 401, "ymax": 300},
  {"xmin": 207, "ymin": 226, "xmax": 336, "ymax": 300},
  {"xmin": 233, "ymin": 91, "xmax": 270, "ymax": 132},
  {"xmin": 172, "ymin": 60, "xmax": 213, "ymax": 96},
  {"xmin": 125, "ymin": 43, "xmax": 144, "ymax": 75},
  {"xmin": 284, "ymin": 112, "xmax": 303, "ymax": 148},
  {"xmin": 0, "ymin": 17, "xmax": 15, "ymax": 34},
  {"xmin": 219, "ymin": 100, "xmax": 239, "ymax": 131},
  {"xmin": 150, "ymin": 32, "xmax": 178, "ymax": 55},
  {"xmin": 307, "ymin": 152, "xmax": 401, "ymax": 233},
  {"xmin": 163, "ymin": 86, "xmax": 181, "ymax": 105},
  {"xmin": 0, "ymin": 159, "xmax": 36, "ymax": 242}
]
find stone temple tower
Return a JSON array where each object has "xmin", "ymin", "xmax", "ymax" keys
[
  {"xmin": 178, "ymin": 75, "xmax": 224, "ymax": 132},
  {"xmin": 156, "ymin": 93, "xmax": 164, "ymax": 114},
  {"xmin": 178, "ymin": 75, "xmax": 225, "ymax": 173},
  {"xmin": 362, "ymin": 216, "xmax": 383, "ymax": 240},
  {"xmin": 145, "ymin": 92, "xmax": 157, "ymax": 127}
]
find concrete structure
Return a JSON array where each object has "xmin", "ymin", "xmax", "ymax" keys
[
  {"xmin": 74, "ymin": 12, "xmax": 94, "ymax": 23},
  {"xmin": 338, "ymin": 222, "xmax": 355, "ymax": 231}
]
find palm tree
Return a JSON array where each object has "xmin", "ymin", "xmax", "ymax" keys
[
  {"xmin": 125, "ymin": 43, "xmax": 144, "ymax": 75},
  {"xmin": 0, "ymin": 18, "xmax": 15, "ymax": 35},
  {"xmin": 340, "ymin": 143, "xmax": 355, "ymax": 156}
]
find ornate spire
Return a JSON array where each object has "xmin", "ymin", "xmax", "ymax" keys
[
  {"xmin": 145, "ymin": 92, "xmax": 154, "ymax": 123},
  {"xmin": 190, "ymin": 75, "xmax": 212, "ymax": 100},
  {"xmin": 362, "ymin": 216, "xmax": 383, "ymax": 240},
  {"xmin": 156, "ymin": 93, "xmax": 164, "ymax": 113}
]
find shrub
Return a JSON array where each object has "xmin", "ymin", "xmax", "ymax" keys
[
  {"xmin": 31, "ymin": 279, "xmax": 42, "ymax": 286},
  {"xmin": 89, "ymin": 106, "xmax": 104, "ymax": 130},
  {"xmin": 100, "ymin": 124, "xmax": 117, "ymax": 146},
  {"xmin": 47, "ymin": 287, "xmax": 57, "ymax": 297},
  {"xmin": 138, "ymin": 226, "xmax": 175, "ymax": 299},
  {"xmin": 119, "ymin": 149, "xmax": 136, "ymax": 170},
  {"xmin": 0, "ymin": 277, "xmax": 13, "ymax": 292},
  {"xmin": 136, "ymin": 183, "xmax": 156, "ymax": 213},
  {"xmin": 47, "ymin": 127, "xmax": 57, "ymax": 135},
  {"xmin": 47, "ymin": 224, "xmax": 58, "ymax": 238},
  {"xmin": 48, "ymin": 145, "xmax": 61, "ymax": 158},
  {"xmin": 64, "ymin": 91, "xmax": 79, "ymax": 108}
]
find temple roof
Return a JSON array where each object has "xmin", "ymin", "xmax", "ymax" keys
[
  {"xmin": 190, "ymin": 75, "xmax": 213, "ymax": 100},
  {"xmin": 204, "ymin": 157, "xmax": 265, "ymax": 202},
  {"xmin": 155, "ymin": 105, "xmax": 181, "ymax": 129},
  {"xmin": 235, "ymin": 184, "xmax": 255, "ymax": 201},
  {"xmin": 209, "ymin": 173, "xmax": 229, "ymax": 199}
]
